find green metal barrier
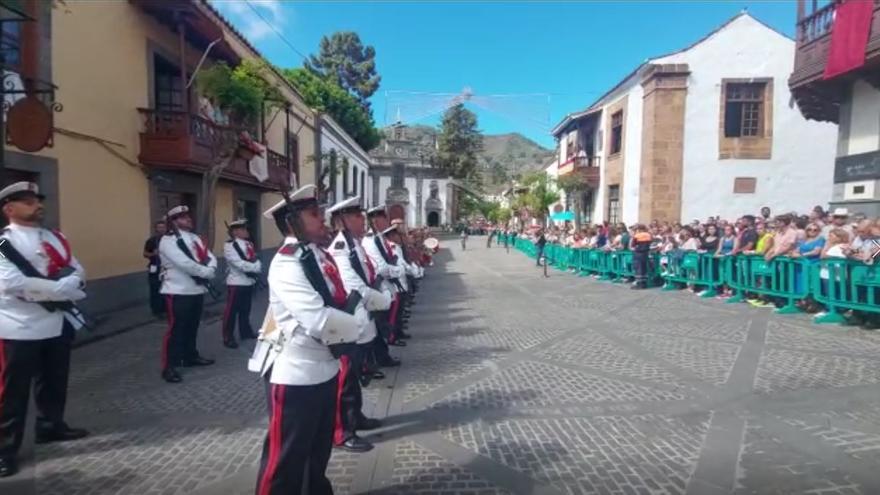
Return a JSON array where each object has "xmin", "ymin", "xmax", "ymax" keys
[
  {"xmin": 811, "ymin": 259, "xmax": 880, "ymax": 324},
  {"xmin": 722, "ymin": 255, "xmax": 809, "ymax": 314},
  {"xmin": 659, "ymin": 252, "xmax": 726, "ymax": 297},
  {"xmin": 608, "ymin": 250, "xmax": 632, "ymax": 282}
]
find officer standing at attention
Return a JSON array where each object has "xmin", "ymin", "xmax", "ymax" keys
[
  {"xmin": 249, "ymin": 185, "xmax": 367, "ymax": 495},
  {"xmin": 327, "ymin": 196, "xmax": 391, "ymax": 453},
  {"xmin": 0, "ymin": 182, "xmax": 89, "ymax": 478},
  {"xmin": 362, "ymin": 205, "xmax": 403, "ymax": 365},
  {"xmin": 159, "ymin": 206, "xmax": 217, "ymax": 384},
  {"xmin": 222, "ymin": 219, "xmax": 261, "ymax": 349}
]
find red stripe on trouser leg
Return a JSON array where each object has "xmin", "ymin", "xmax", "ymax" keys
[
  {"xmin": 222, "ymin": 287, "xmax": 237, "ymax": 341},
  {"xmin": 258, "ymin": 384, "xmax": 286, "ymax": 495},
  {"xmin": 333, "ymin": 356, "xmax": 350, "ymax": 445},
  {"xmin": 388, "ymin": 296, "xmax": 401, "ymax": 343},
  {"xmin": 161, "ymin": 295, "xmax": 174, "ymax": 370}
]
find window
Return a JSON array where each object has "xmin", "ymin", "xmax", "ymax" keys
[
  {"xmin": 288, "ymin": 133, "xmax": 299, "ymax": 185},
  {"xmin": 360, "ymin": 171, "xmax": 366, "ymax": 201},
  {"xmin": 352, "ymin": 166, "xmax": 358, "ymax": 196},
  {"xmin": 1, "ymin": 22, "xmax": 21, "ymax": 68},
  {"xmin": 154, "ymin": 56, "xmax": 184, "ymax": 111},
  {"xmin": 582, "ymin": 190, "xmax": 593, "ymax": 224},
  {"xmin": 391, "ymin": 163, "xmax": 405, "ymax": 188},
  {"xmin": 610, "ymin": 111, "xmax": 623, "ymax": 155},
  {"xmin": 341, "ymin": 158, "xmax": 349, "ymax": 197},
  {"xmin": 724, "ymin": 83, "xmax": 765, "ymax": 137},
  {"xmin": 854, "ymin": 185, "xmax": 866, "ymax": 194},
  {"xmin": 607, "ymin": 185, "xmax": 620, "ymax": 224}
]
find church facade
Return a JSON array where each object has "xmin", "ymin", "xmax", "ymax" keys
[{"xmin": 369, "ymin": 124, "xmax": 458, "ymax": 228}]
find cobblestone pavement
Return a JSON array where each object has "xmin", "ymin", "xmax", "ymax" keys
[{"xmin": 5, "ymin": 239, "xmax": 880, "ymax": 494}]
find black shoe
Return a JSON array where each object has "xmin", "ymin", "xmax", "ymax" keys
[
  {"xmin": 183, "ymin": 357, "xmax": 215, "ymax": 367},
  {"xmin": 398, "ymin": 331, "xmax": 412, "ymax": 339},
  {"xmin": 223, "ymin": 340, "xmax": 239, "ymax": 349},
  {"xmin": 390, "ymin": 340, "xmax": 407, "ymax": 347},
  {"xmin": 35, "ymin": 424, "xmax": 89, "ymax": 444},
  {"xmin": 357, "ymin": 417, "xmax": 382, "ymax": 430},
  {"xmin": 162, "ymin": 368, "xmax": 183, "ymax": 383},
  {"xmin": 378, "ymin": 358, "xmax": 401, "ymax": 367},
  {"xmin": 0, "ymin": 458, "xmax": 17, "ymax": 478},
  {"xmin": 372, "ymin": 370, "xmax": 386, "ymax": 380},
  {"xmin": 337, "ymin": 435, "xmax": 373, "ymax": 453}
]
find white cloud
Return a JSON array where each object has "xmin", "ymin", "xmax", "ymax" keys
[{"xmin": 211, "ymin": 0, "xmax": 289, "ymax": 42}]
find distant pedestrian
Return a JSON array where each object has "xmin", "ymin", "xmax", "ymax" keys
[
  {"xmin": 535, "ymin": 230, "xmax": 547, "ymax": 266},
  {"xmin": 631, "ymin": 224, "xmax": 653, "ymax": 289},
  {"xmin": 460, "ymin": 229, "xmax": 468, "ymax": 250},
  {"xmin": 143, "ymin": 220, "xmax": 167, "ymax": 318}
]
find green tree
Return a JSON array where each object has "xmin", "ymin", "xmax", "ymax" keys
[
  {"xmin": 519, "ymin": 172, "xmax": 559, "ymax": 225},
  {"xmin": 283, "ymin": 68, "xmax": 381, "ymax": 151},
  {"xmin": 306, "ymin": 31, "xmax": 380, "ymax": 113},
  {"xmin": 437, "ymin": 103, "xmax": 483, "ymax": 181},
  {"xmin": 556, "ymin": 173, "xmax": 592, "ymax": 228},
  {"xmin": 195, "ymin": 60, "xmax": 282, "ymax": 248}
]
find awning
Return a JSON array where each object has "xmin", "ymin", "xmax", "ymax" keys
[{"xmin": 550, "ymin": 211, "xmax": 575, "ymax": 221}]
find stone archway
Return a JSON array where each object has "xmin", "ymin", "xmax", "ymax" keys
[{"xmin": 427, "ymin": 211, "xmax": 440, "ymax": 227}]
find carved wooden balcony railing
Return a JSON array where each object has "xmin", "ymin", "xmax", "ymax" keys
[{"xmin": 138, "ymin": 108, "xmax": 289, "ymax": 190}]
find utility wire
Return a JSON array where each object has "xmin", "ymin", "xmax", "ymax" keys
[{"xmin": 243, "ymin": 0, "xmax": 309, "ymax": 61}]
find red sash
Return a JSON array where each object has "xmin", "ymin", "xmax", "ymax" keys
[
  {"xmin": 193, "ymin": 237, "xmax": 209, "ymax": 263},
  {"xmin": 320, "ymin": 249, "xmax": 348, "ymax": 307},
  {"xmin": 42, "ymin": 230, "xmax": 72, "ymax": 278},
  {"xmin": 364, "ymin": 253, "xmax": 376, "ymax": 284},
  {"xmin": 246, "ymin": 242, "xmax": 256, "ymax": 261}
]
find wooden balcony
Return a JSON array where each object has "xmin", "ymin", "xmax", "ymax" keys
[
  {"xmin": 558, "ymin": 156, "xmax": 600, "ymax": 187},
  {"xmin": 790, "ymin": 0, "xmax": 880, "ymax": 122},
  {"xmin": 138, "ymin": 108, "xmax": 290, "ymax": 190}
]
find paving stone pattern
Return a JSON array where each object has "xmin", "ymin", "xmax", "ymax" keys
[{"xmin": 6, "ymin": 238, "xmax": 880, "ymax": 494}]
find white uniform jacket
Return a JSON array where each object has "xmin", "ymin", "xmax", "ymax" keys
[
  {"xmin": 253, "ymin": 237, "xmax": 365, "ymax": 386},
  {"xmin": 328, "ymin": 231, "xmax": 392, "ymax": 344},
  {"xmin": 224, "ymin": 238, "xmax": 262, "ymax": 287},
  {"xmin": 362, "ymin": 231, "xmax": 403, "ymax": 292},
  {"xmin": 0, "ymin": 224, "xmax": 86, "ymax": 340},
  {"xmin": 159, "ymin": 231, "xmax": 217, "ymax": 296}
]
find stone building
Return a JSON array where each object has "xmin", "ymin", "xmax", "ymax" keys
[
  {"xmin": 1, "ymin": 0, "xmax": 317, "ymax": 313},
  {"xmin": 369, "ymin": 124, "xmax": 458, "ymax": 227},
  {"xmin": 551, "ymin": 13, "xmax": 838, "ymax": 225}
]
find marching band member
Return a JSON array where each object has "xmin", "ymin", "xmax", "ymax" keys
[
  {"xmin": 362, "ymin": 205, "xmax": 404, "ymax": 363},
  {"xmin": 0, "ymin": 182, "xmax": 89, "ymax": 478},
  {"xmin": 382, "ymin": 225, "xmax": 412, "ymax": 341},
  {"xmin": 249, "ymin": 185, "xmax": 367, "ymax": 495},
  {"xmin": 222, "ymin": 219, "xmax": 261, "ymax": 349},
  {"xmin": 159, "ymin": 206, "xmax": 217, "ymax": 384},
  {"xmin": 327, "ymin": 196, "xmax": 391, "ymax": 453}
]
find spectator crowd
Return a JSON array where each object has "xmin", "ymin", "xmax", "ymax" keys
[{"xmin": 503, "ymin": 205, "xmax": 880, "ymax": 328}]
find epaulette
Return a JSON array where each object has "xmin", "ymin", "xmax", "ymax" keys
[{"xmin": 278, "ymin": 243, "xmax": 301, "ymax": 256}]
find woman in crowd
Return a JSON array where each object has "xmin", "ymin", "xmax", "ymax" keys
[
  {"xmin": 791, "ymin": 223, "xmax": 826, "ymax": 311},
  {"xmin": 700, "ymin": 224, "xmax": 719, "ymax": 254}
]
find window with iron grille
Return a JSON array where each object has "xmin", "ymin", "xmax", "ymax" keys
[
  {"xmin": 607, "ymin": 185, "xmax": 620, "ymax": 224},
  {"xmin": 724, "ymin": 83, "xmax": 765, "ymax": 137},
  {"xmin": 391, "ymin": 163, "xmax": 405, "ymax": 188},
  {"xmin": 610, "ymin": 111, "xmax": 623, "ymax": 155}
]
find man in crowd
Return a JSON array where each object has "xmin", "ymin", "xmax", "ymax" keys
[
  {"xmin": 159, "ymin": 206, "xmax": 216, "ymax": 384},
  {"xmin": 143, "ymin": 220, "xmax": 167, "ymax": 318},
  {"xmin": 249, "ymin": 185, "xmax": 367, "ymax": 494},
  {"xmin": 362, "ymin": 205, "xmax": 403, "ymax": 367},
  {"xmin": 760, "ymin": 206, "xmax": 772, "ymax": 223},
  {"xmin": 631, "ymin": 224, "xmax": 653, "ymax": 290},
  {"xmin": 765, "ymin": 215, "xmax": 798, "ymax": 262},
  {"xmin": 535, "ymin": 229, "xmax": 547, "ymax": 266},
  {"xmin": 327, "ymin": 196, "xmax": 391, "ymax": 453},
  {"xmin": 221, "ymin": 219, "xmax": 261, "ymax": 349},
  {"xmin": 0, "ymin": 182, "xmax": 89, "ymax": 478},
  {"xmin": 822, "ymin": 208, "xmax": 853, "ymax": 238}
]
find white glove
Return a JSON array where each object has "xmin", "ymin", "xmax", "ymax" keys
[
  {"xmin": 57, "ymin": 275, "xmax": 83, "ymax": 295},
  {"xmin": 198, "ymin": 266, "xmax": 216, "ymax": 279},
  {"xmin": 364, "ymin": 288, "xmax": 392, "ymax": 311}
]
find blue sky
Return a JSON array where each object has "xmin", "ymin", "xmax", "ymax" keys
[{"xmin": 211, "ymin": 1, "xmax": 799, "ymax": 149}]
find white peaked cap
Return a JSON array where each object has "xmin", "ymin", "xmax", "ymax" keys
[
  {"xmin": 327, "ymin": 195, "xmax": 362, "ymax": 215},
  {"xmin": 166, "ymin": 205, "xmax": 189, "ymax": 218},
  {"xmin": 0, "ymin": 181, "xmax": 44, "ymax": 203},
  {"xmin": 262, "ymin": 184, "xmax": 318, "ymax": 219}
]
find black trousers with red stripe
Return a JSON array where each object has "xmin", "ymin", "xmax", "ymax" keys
[
  {"xmin": 255, "ymin": 375, "xmax": 337, "ymax": 495},
  {"xmin": 0, "ymin": 323, "xmax": 74, "ymax": 459},
  {"xmin": 222, "ymin": 285, "xmax": 255, "ymax": 343},
  {"xmin": 333, "ymin": 351, "xmax": 363, "ymax": 445},
  {"xmin": 163, "ymin": 294, "xmax": 204, "ymax": 370}
]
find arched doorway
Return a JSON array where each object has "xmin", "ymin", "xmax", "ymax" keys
[{"xmin": 427, "ymin": 211, "xmax": 440, "ymax": 227}]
